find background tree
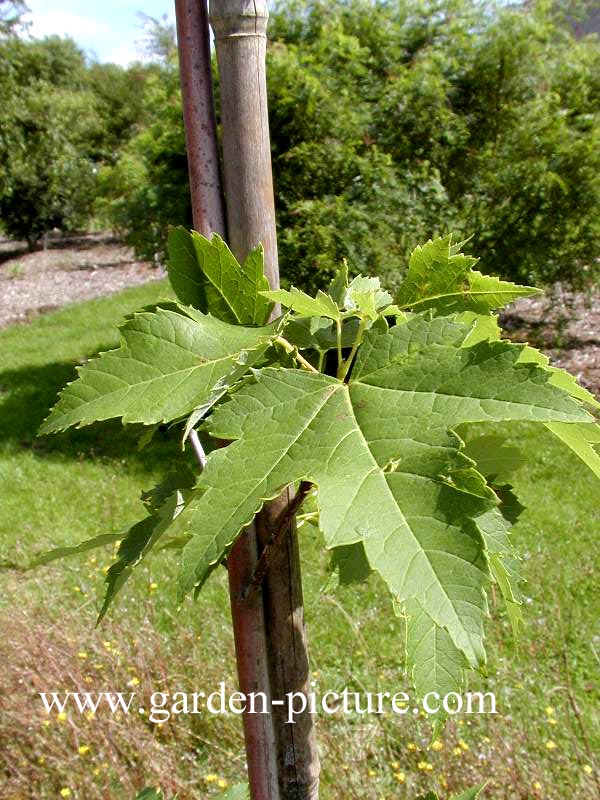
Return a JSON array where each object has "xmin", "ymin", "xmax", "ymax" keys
[
  {"xmin": 0, "ymin": 0, "xmax": 27, "ymax": 37},
  {"xmin": 98, "ymin": 0, "xmax": 600, "ymax": 290},
  {"xmin": 0, "ymin": 36, "xmax": 99, "ymax": 246},
  {"xmin": 0, "ymin": 34, "xmax": 152, "ymax": 246}
]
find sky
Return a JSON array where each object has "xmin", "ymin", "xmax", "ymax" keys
[{"xmin": 23, "ymin": 0, "xmax": 175, "ymax": 66}]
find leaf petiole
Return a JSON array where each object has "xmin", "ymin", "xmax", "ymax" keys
[
  {"xmin": 275, "ymin": 336, "xmax": 319, "ymax": 373},
  {"xmin": 336, "ymin": 318, "xmax": 343, "ymax": 374},
  {"xmin": 337, "ymin": 317, "xmax": 368, "ymax": 382}
]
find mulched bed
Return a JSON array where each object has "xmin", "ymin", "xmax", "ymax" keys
[{"xmin": 0, "ymin": 232, "xmax": 163, "ymax": 328}]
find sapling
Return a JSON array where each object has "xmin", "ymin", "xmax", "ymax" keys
[{"xmin": 38, "ymin": 229, "xmax": 600, "ymax": 739}]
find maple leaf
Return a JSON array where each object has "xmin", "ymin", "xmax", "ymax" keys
[
  {"xmin": 173, "ymin": 313, "xmax": 590, "ymax": 669},
  {"xmin": 39, "ymin": 307, "xmax": 278, "ymax": 432},
  {"xmin": 167, "ymin": 227, "xmax": 272, "ymax": 324},
  {"xmin": 396, "ymin": 235, "xmax": 541, "ymax": 314}
]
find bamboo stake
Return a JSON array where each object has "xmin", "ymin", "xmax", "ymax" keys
[
  {"xmin": 174, "ymin": 3, "xmax": 280, "ymax": 798},
  {"xmin": 210, "ymin": 2, "xmax": 320, "ymax": 798}
]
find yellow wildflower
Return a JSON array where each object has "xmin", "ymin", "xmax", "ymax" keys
[
  {"xmin": 128, "ymin": 677, "xmax": 140, "ymax": 687},
  {"xmin": 85, "ymin": 711, "xmax": 95, "ymax": 721},
  {"xmin": 93, "ymin": 768, "xmax": 101, "ymax": 777},
  {"xmin": 394, "ymin": 771, "xmax": 406, "ymax": 783},
  {"xmin": 368, "ymin": 769, "xmax": 376, "ymax": 777},
  {"xmin": 407, "ymin": 742, "xmax": 417, "ymax": 752},
  {"xmin": 545, "ymin": 740, "xmax": 557, "ymax": 750},
  {"xmin": 38, "ymin": 756, "xmax": 46, "ymax": 765},
  {"xmin": 41, "ymin": 719, "xmax": 50, "ymax": 728},
  {"xmin": 149, "ymin": 582, "xmax": 158, "ymax": 591},
  {"xmin": 458, "ymin": 738, "xmax": 469, "ymax": 751},
  {"xmin": 390, "ymin": 761, "xmax": 399, "ymax": 769},
  {"xmin": 548, "ymin": 717, "xmax": 557, "ymax": 726},
  {"xmin": 77, "ymin": 652, "xmax": 87, "ymax": 660},
  {"xmin": 57, "ymin": 712, "xmax": 67, "ymax": 723},
  {"xmin": 431, "ymin": 739, "xmax": 443, "ymax": 752},
  {"xmin": 583, "ymin": 765, "xmax": 593, "ymax": 775},
  {"xmin": 204, "ymin": 774, "xmax": 218, "ymax": 783},
  {"xmin": 73, "ymin": 586, "xmax": 81, "ymax": 593},
  {"xmin": 453, "ymin": 747, "xmax": 462, "ymax": 757},
  {"xmin": 78, "ymin": 745, "xmax": 90, "ymax": 756},
  {"xmin": 217, "ymin": 778, "xmax": 228, "ymax": 789},
  {"xmin": 417, "ymin": 760, "xmax": 433, "ymax": 771},
  {"xmin": 60, "ymin": 790, "xmax": 71, "ymax": 798},
  {"xmin": 545, "ymin": 706, "xmax": 555, "ymax": 716},
  {"xmin": 533, "ymin": 782, "xmax": 542, "ymax": 791}
]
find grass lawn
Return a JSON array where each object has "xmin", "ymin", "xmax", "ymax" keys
[{"xmin": 0, "ymin": 285, "xmax": 599, "ymax": 799}]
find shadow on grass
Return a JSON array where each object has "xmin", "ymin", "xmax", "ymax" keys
[{"xmin": 0, "ymin": 359, "xmax": 186, "ymax": 471}]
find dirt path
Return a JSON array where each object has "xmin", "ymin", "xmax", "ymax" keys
[{"xmin": 0, "ymin": 232, "xmax": 163, "ymax": 328}]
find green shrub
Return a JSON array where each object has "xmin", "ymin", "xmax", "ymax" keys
[
  {"xmin": 0, "ymin": 35, "xmax": 154, "ymax": 246},
  {"xmin": 97, "ymin": 0, "xmax": 600, "ymax": 289}
]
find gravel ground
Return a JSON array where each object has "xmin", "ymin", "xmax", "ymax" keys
[
  {"xmin": 0, "ymin": 232, "xmax": 598, "ymax": 398},
  {"xmin": 0, "ymin": 232, "xmax": 164, "ymax": 328}
]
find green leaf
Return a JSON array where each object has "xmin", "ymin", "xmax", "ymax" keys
[
  {"xmin": 517, "ymin": 345, "xmax": 600, "ymax": 476},
  {"xmin": 514, "ymin": 342, "xmax": 600, "ymax": 476},
  {"xmin": 98, "ymin": 485, "xmax": 189, "ymax": 623},
  {"xmin": 39, "ymin": 308, "xmax": 277, "ymax": 433},
  {"xmin": 327, "ymin": 261, "xmax": 349, "ymax": 305},
  {"xmin": 325, "ymin": 542, "xmax": 371, "ymax": 590},
  {"xmin": 463, "ymin": 435, "xmax": 524, "ymax": 481},
  {"xmin": 174, "ymin": 314, "xmax": 589, "ymax": 670},
  {"xmin": 262, "ymin": 286, "xmax": 341, "ymax": 320},
  {"xmin": 545, "ymin": 422, "xmax": 600, "ymax": 479},
  {"xmin": 167, "ymin": 227, "xmax": 272, "ymax": 325},
  {"xmin": 344, "ymin": 275, "xmax": 393, "ymax": 319},
  {"xmin": 283, "ymin": 316, "xmax": 360, "ymax": 353},
  {"xmin": 397, "ymin": 235, "xmax": 541, "ymax": 314},
  {"xmin": 140, "ymin": 467, "xmax": 196, "ymax": 512},
  {"xmin": 30, "ymin": 532, "xmax": 123, "ymax": 568},
  {"xmin": 474, "ymin": 508, "xmax": 523, "ymax": 635},
  {"xmin": 518, "ymin": 345, "xmax": 600, "ymax": 409},
  {"xmin": 405, "ymin": 599, "xmax": 469, "ymax": 726},
  {"xmin": 458, "ymin": 311, "xmax": 501, "ymax": 346}
]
